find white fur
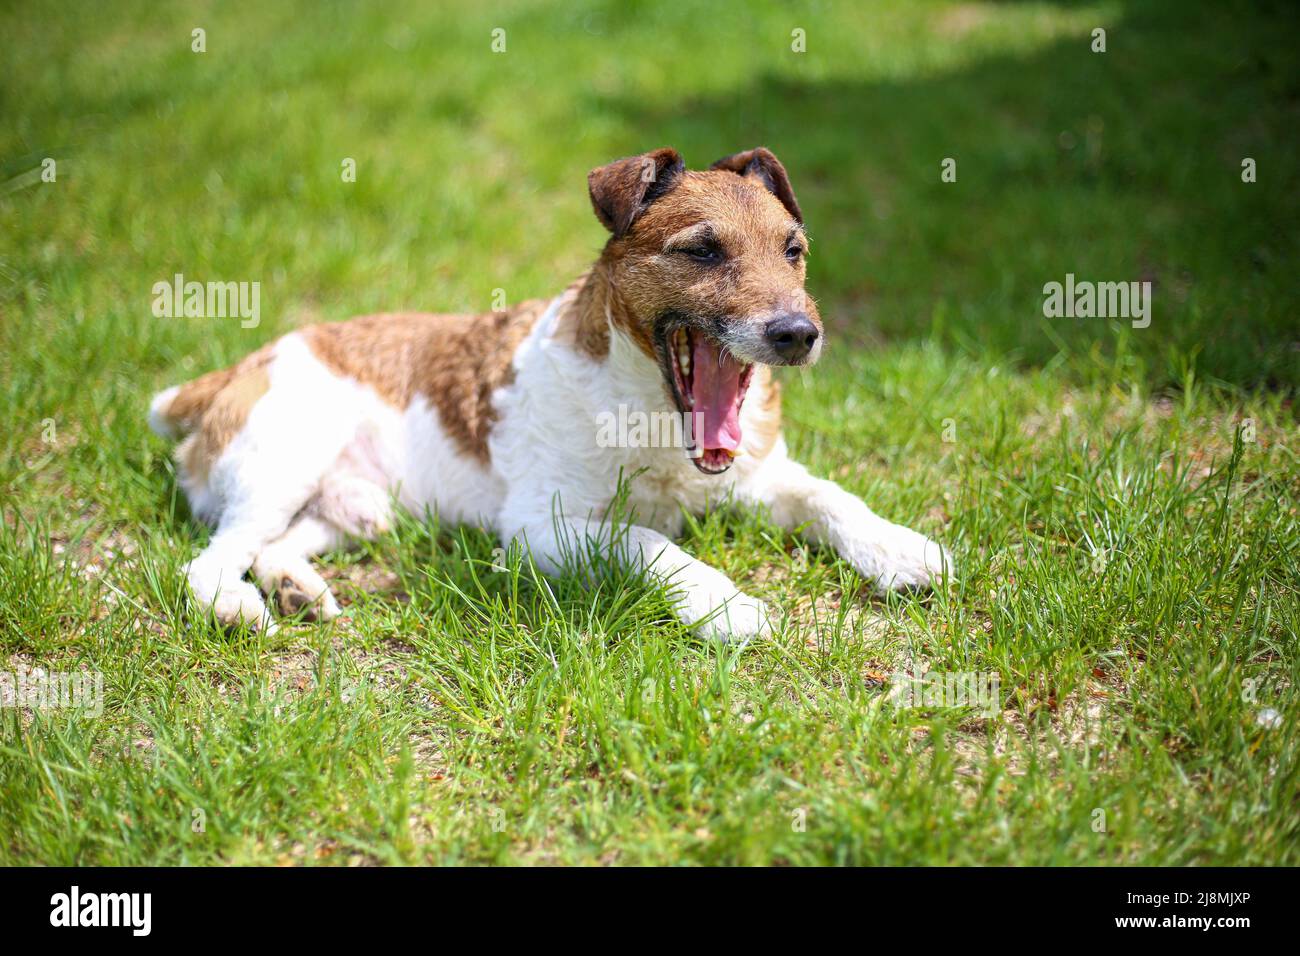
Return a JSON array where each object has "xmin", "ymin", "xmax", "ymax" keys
[
  {"xmin": 148, "ymin": 385, "xmax": 182, "ymax": 439},
  {"xmin": 156, "ymin": 296, "xmax": 950, "ymax": 638}
]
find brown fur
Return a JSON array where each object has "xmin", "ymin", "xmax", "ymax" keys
[
  {"xmin": 302, "ymin": 303, "xmax": 545, "ymax": 462},
  {"xmin": 579, "ymin": 149, "xmax": 817, "ymax": 469},
  {"xmin": 586, "ymin": 165, "xmax": 820, "ymax": 367},
  {"xmin": 163, "ymin": 344, "xmax": 273, "ymax": 435},
  {"xmin": 163, "ymin": 345, "xmax": 275, "ymax": 485},
  {"xmin": 587, "ymin": 147, "xmax": 685, "ymax": 240},
  {"xmin": 171, "ymin": 352, "xmax": 273, "ymax": 486},
  {"xmin": 552, "ymin": 273, "xmax": 611, "ymax": 360},
  {"xmin": 159, "ymin": 304, "xmax": 544, "ymax": 474},
  {"xmin": 709, "ymin": 147, "xmax": 803, "ymax": 223}
]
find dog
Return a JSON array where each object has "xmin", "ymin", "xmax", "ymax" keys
[{"xmin": 148, "ymin": 147, "xmax": 950, "ymax": 640}]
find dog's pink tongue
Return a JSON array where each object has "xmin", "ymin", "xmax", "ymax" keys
[{"xmin": 692, "ymin": 337, "xmax": 743, "ymax": 451}]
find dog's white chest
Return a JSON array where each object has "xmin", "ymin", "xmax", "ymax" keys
[{"xmin": 486, "ymin": 299, "xmax": 762, "ymax": 536}]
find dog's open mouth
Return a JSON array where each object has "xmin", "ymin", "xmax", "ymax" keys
[{"xmin": 667, "ymin": 327, "xmax": 755, "ymax": 475}]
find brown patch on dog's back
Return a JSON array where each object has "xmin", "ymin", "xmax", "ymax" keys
[
  {"xmin": 171, "ymin": 349, "xmax": 274, "ymax": 485},
  {"xmin": 161, "ymin": 344, "xmax": 274, "ymax": 435},
  {"xmin": 303, "ymin": 302, "xmax": 545, "ymax": 462},
  {"xmin": 163, "ymin": 303, "xmax": 545, "ymax": 479}
]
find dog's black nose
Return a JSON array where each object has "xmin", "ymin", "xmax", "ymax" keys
[{"xmin": 764, "ymin": 314, "xmax": 819, "ymax": 362}]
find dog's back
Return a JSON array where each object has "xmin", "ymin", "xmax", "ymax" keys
[{"xmin": 149, "ymin": 304, "xmax": 546, "ymax": 521}]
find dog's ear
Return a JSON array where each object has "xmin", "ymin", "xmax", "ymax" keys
[
  {"xmin": 588, "ymin": 147, "xmax": 685, "ymax": 238},
  {"xmin": 710, "ymin": 147, "xmax": 802, "ymax": 224}
]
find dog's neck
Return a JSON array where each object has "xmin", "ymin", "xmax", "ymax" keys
[
  {"xmin": 550, "ymin": 261, "xmax": 678, "ymax": 410},
  {"xmin": 560, "ymin": 260, "xmax": 635, "ymax": 361}
]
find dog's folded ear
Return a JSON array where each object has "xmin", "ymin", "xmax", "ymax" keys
[
  {"xmin": 710, "ymin": 147, "xmax": 802, "ymax": 224},
  {"xmin": 588, "ymin": 147, "xmax": 685, "ymax": 238}
]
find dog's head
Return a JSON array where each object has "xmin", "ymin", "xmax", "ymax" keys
[{"xmin": 588, "ymin": 146, "xmax": 821, "ymax": 475}]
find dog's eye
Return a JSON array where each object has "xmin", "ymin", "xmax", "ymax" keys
[
  {"xmin": 680, "ymin": 244, "xmax": 723, "ymax": 264},
  {"xmin": 785, "ymin": 245, "xmax": 805, "ymax": 262}
]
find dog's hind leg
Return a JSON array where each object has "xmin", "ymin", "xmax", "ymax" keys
[
  {"xmin": 251, "ymin": 468, "xmax": 398, "ymax": 622},
  {"xmin": 179, "ymin": 336, "xmax": 370, "ymax": 632},
  {"xmin": 181, "ymin": 438, "xmax": 337, "ymax": 634},
  {"xmin": 252, "ymin": 512, "xmax": 348, "ymax": 622},
  {"xmin": 183, "ymin": 429, "xmax": 356, "ymax": 633}
]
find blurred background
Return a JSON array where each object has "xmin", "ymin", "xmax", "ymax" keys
[{"xmin": 3, "ymin": 0, "xmax": 1296, "ymax": 408}]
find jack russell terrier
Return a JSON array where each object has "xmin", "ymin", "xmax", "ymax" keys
[{"xmin": 149, "ymin": 147, "xmax": 950, "ymax": 640}]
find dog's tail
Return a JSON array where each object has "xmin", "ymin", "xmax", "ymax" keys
[{"xmin": 147, "ymin": 365, "xmax": 239, "ymax": 439}]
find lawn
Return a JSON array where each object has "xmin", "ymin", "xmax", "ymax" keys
[{"xmin": 1, "ymin": 0, "xmax": 1297, "ymax": 865}]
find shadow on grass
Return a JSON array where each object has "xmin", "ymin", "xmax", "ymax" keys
[{"xmin": 591, "ymin": 0, "xmax": 1300, "ymax": 391}]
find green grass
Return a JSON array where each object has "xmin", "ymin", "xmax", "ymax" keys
[{"xmin": 1, "ymin": 0, "xmax": 1297, "ymax": 865}]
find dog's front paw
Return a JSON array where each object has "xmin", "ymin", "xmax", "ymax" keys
[
  {"xmin": 686, "ymin": 590, "xmax": 772, "ymax": 643},
  {"xmin": 874, "ymin": 528, "xmax": 953, "ymax": 594},
  {"xmin": 842, "ymin": 524, "xmax": 953, "ymax": 595},
  {"xmin": 670, "ymin": 570, "xmax": 772, "ymax": 643}
]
